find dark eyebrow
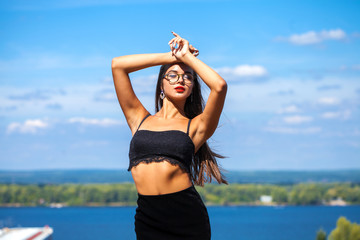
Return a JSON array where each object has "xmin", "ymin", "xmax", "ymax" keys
[{"xmin": 167, "ymin": 70, "xmax": 193, "ymax": 74}]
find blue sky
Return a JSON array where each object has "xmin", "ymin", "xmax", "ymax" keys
[{"xmin": 1, "ymin": 0, "xmax": 359, "ymax": 171}]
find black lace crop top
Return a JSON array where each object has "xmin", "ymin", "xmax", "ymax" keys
[{"xmin": 128, "ymin": 114, "xmax": 194, "ymax": 173}]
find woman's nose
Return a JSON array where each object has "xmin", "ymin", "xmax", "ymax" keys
[{"xmin": 177, "ymin": 75, "xmax": 186, "ymax": 84}]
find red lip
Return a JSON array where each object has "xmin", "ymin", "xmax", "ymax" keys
[{"xmin": 175, "ymin": 86, "xmax": 185, "ymax": 91}]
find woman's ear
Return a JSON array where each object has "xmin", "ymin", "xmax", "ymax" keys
[{"xmin": 161, "ymin": 79, "xmax": 166, "ymax": 92}]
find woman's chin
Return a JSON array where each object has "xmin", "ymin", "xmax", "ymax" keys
[{"xmin": 166, "ymin": 94, "xmax": 189, "ymax": 102}]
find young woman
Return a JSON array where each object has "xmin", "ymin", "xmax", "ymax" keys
[{"xmin": 112, "ymin": 32, "xmax": 227, "ymax": 239}]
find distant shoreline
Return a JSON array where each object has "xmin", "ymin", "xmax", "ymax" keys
[
  {"xmin": 2, "ymin": 182, "xmax": 359, "ymax": 207},
  {"xmin": 1, "ymin": 169, "xmax": 360, "ymax": 185},
  {"xmin": 1, "ymin": 202, "xmax": 358, "ymax": 208}
]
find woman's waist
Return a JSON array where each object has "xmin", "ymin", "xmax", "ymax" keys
[
  {"xmin": 131, "ymin": 161, "xmax": 192, "ymax": 195},
  {"xmin": 128, "ymin": 155, "xmax": 191, "ymax": 173}
]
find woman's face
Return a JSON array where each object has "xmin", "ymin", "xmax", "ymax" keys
[{"xmin": 162, "ymin": 63, "xmax": 194, "ymax": 102}]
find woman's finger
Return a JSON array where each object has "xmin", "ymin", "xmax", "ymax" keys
[
  {"xmin": 177, "ymin": 39, "xmax": 184, "ymax": 52},
  {"xmin": 175, "ymin": 38, "xmax": 182, "ymax": 48},
  {"xmin": 172, "ymin": 31, "xmax": 180, "ymax": 38},
  {"xmin": 168, "ymin": 36, "xmax": 177, "ymax": 44},
  {"xmin": 174, "ymin": 39, "xmax": 180, "ymax": 53},
  {"xmin": 188, "ymin": 44, "xmax": 199, "ymax": 56},
  {"xmin": 172, "ymin": 37, "xmax": 180, "ymax": 45},
  {"xmin": 168, "ymin": 35, "xmax": 180, "ymax": 47},
  {"xmin": 169, "ymin": 32, "xmax": 192, "ymax": 56},
  {"xmin": 169, "ymin": 33, "xmax": 188, "ymax": 50},
  {"xmin": 170, "ymin": 40, "xmax": 178, "ymax": 50},
  {"xmin": 174, "ymin": 39, "xmax": 180, "ymax": 49}
]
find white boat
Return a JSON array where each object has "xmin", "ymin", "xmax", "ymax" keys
[{"xmin": 0, "ymin": 226, "xmax": 53, "ymax": 240}]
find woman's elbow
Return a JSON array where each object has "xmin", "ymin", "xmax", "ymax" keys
[
  {"xmin": 215, "ymin": 79, "xmax": 227, "ymax": 93},
  {"xmin": 111, "ymin": 58, "xmax": 117, "ymax": 69},
  {"xmin": 111, "ymin": 57, "xmax": 126, "ymax": 70}
]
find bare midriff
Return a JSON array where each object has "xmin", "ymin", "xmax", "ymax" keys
[{"xmin": 131, "ymin": 161, "xmax": 192, "ymax": 195}]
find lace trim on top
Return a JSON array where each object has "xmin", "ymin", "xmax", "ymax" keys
[{"xmin": 128, "ymin": 156, "xmax": 190, "ymax": 173}]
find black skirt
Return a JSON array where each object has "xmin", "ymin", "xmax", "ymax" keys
[{"xmin": 135, "ymin": 185, "xmax": 211, "ymax": 240}]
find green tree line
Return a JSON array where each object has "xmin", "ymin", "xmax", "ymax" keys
[
  {"xmin": 0, "ymin": 183, "xmax": 359, "ymax": 206},
  {"xmin": 316, "ymin": 216, "xmax": 360, "ymax": 240}
]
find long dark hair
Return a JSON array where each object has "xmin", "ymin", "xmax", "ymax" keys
[{"xmin": 155, "ymin": 64, "xmax": 228, "ymax": 186}]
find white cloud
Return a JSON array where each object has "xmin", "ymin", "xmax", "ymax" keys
[
  {"xmin": 5, "ymin": 116, "xmax": 124, "ymax": 134},
  {"xmin": 283, "ymin": 115, "xmax": 313, "ymax": 124},
  {"xmin": 277, "ymin": 105, "xmax": 300, "ymax": 114},
  {"xmin": 321, "ymin": 110, "xmax": 351, "ymax": 120},
  {"xmin": 216, "ymin": 65, "xmax": 268, "ymax": 81},
  {"xmin": 278, "ymin": 29, "xmax": 346, "ymax": 45},
  {"xmin": 0, "ymin": 53, "xmax": 108, "ymax": 72},
  {"xmin": 68, "ymin": 117, "xmax": 122, "ymax": 127},
  {"xmin": 321, "ymin": 112, "xmax": 339, "ymax": 119},
  {"xmin": 8, "ymin": 89, "xmax": 66, "ymax": 101},
  {"xmin": 6, "ymin": 119, "xmax": 49, "ymax": 134},
  {"xmin": 317, "ymin": 97, "xmax": 340, "ymax": 105},
  {"xmin": 338, "ymin": 64, "xmax": 360, "ymax": 71},
  {"xmin": 218, "ymin": 65, "xmax": 267, "ymax": 77},
  {"xmin": 131, "ymin": 74, "xmax": 158, "ymax": 94},
  {"xmin": 95, "ymin": 92, "xmax": 117, "ymax": 101},
  {"xmin": 317, "ymin": 84, "xmax": 341, "ymax": 91},
  {"xmin": 320, "ymin": 29, "xmax": 346, "ymax": 40},
  {"xmin": 264, "ymin": 126, "xmax": 321, "ymax": 134},
  {"xmin": 93, "ymin": 89, "xmax": 117, "ymax": 102}
]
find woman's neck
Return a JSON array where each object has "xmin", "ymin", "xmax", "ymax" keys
[{"xmin": 157, "ymin": 98, "xmax": 186, "ymax": 119}]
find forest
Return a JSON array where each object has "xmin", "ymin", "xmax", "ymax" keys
[
  {"xmin": 316, "ymin": 216, "xmax": 360, "ymax": 240},
  {"xmin": 1, "ymin": 169, "xmax": 360, "ymax": 184},
  {"xmin": 1, "ymin": 182, "xmax": 359, "ymax": 207}
]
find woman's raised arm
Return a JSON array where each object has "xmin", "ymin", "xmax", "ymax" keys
[
  {"xmin": 169, "ymin": 32, "xmax": 227, "ymax": 148},
  {"xmin": 111, "ymin": 52, "xmax": 177, "ymax": 134}
]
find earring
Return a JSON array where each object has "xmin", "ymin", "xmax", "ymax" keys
[{"xmin": 160, "ymin": 90, "xmax": 165, "ymax": 100}]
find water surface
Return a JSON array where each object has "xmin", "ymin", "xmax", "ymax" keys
[{"xmin": 1, "ymin": 206, "xmax": 359, "ymax": 239}]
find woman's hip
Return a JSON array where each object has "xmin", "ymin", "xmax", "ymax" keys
[{"xmin": 135, "ymin": 185, "xmax": 211, "ymax": 239}]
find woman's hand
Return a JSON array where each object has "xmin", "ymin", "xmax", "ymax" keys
[{"xmin": 168, "ymin": 32, "xmax": 199, "ymax": 60}]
